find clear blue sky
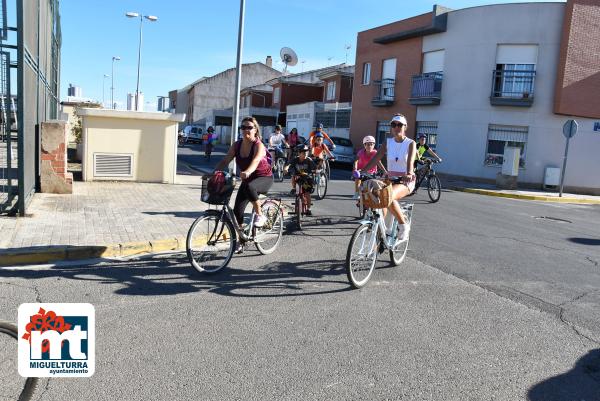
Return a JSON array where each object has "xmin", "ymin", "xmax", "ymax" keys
[{"xmin": 59, "ymin": 0, "xmax": 562, "ymax": 110}]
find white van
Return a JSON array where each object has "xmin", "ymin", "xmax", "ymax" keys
[{"xmin": 183, "ymin": 125, "xmax": 203, "ymax": 144}]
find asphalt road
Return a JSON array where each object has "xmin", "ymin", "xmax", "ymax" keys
[{"xmin": 0, "ymin": 145, "xmax": 599, "ymax": 400}]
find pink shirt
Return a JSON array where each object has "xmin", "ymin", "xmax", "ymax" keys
[{"xmin": 356, "ymin": 149, "xmax": 378, "ymax": 174}]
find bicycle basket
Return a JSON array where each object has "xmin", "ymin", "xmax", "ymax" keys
[
  {"xmin": 360, "ymin": 179, "xmax": 393, "ymax": 209},
  {"xmin": 201, "ymin": 173, "xmax": 236, "ymax": 205}
]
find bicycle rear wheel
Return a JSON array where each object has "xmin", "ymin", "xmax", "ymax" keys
[
  {"xmin": 255, "ymin": 200, "xmax": 284, "ymax": 255},
  {"xmin": 0, "ymin": 321, "xmax": 39, "ymax": 401},
  {"xmin": 315, "ymin": 171, "xmax": 328, "ymax": 200},
  {"xmin": 389, "ymin": 205, "xmax": 412, "ymax": 265},
  {"xmin": 187, "ymin": 210, "xmax": 235, "ymax": 273},
  {"xmin": 346, "ymin": 222, "xmax": 378, "ymax": 289},
  {"xmin": 427, "ymin": 175, "xmax": 441, "ymax": 203}
]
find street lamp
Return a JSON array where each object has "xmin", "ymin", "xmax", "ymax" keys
[
  {"xmin": 102, "ymin": 74, "xmax": 109, "ymax": 108},
  {"xmin": 111, "ymin": 56, "xmax": 120, "ymax": 109},
  {"xmin": 125, "ymin": 11, "xmax": 158, "ymax": 111}
]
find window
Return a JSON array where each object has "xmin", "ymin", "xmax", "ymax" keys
[
  {"xmin": 273, "ymin": 87, "xmax": 280, "ymax": 104},
  {"xmin": 494, "ymin": 63, "xmax": 535, "ymax": 97},
  {"xmin": 326, "ymin": 81, "xmax": 336, "ymax": 101},
  {"xmin": 376, "ymin": 121, "xmax": 391, "ymax": 147},
  {"xmin": 362, "ymin": 62, "xmax": 371, "ymax": 85},
  {"xmin": 416, "ymin": 122, "xmax": 438, "ymax": 150},
  {"xmin": 485, "ymin": 124, "xmax": 528, "ymax": 167}
]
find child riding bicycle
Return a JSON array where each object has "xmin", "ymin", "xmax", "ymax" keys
[{"xmin": 285, "ymin": 144, "xmax": 317, "ymax": 216}]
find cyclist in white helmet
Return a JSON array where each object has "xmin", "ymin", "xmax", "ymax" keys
[{"xmin": 359, "ymin": 114, "xmax": 416, "ymax": 242}]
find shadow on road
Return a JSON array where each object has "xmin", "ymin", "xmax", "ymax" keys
[
  {"xmin": 568, "ymin": 237, "xmax": 600, "ymax": 246},
  {"xmin": 0, "ymin": 255, "xmax": 352, "ymax": 298},
  {"xmin": 528, "ymin": 348, "xmax": 600, "ymax": 400}
]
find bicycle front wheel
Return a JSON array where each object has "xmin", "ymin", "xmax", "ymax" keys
[
  {"xmin": 315, "ymin": 171, "xmax": 328, "ymax": 200},
  {"xmin": 0, "ymin": 321, "xmax": 39, "ymax": 401},
  {"xmin": 187, "ymin": 210, "xmax": 235, "ymax": 273},
  {"xmin": 255, "ymin": 201, "xmax": 284, "ymax": 255},
  {"xmin": 427, "ymin": 175, "xmax": 441, "ymax": 203},
  {"xmin": 295, "ymin": 195, "xmax": 303, "ymax": 230},
  {"xmin": 346, "ymin": 223, "xmax": 378, "ymax": 289},
  {"xmin": 275, "ymin": 159, "xmax": 285, "ymax": 182}
]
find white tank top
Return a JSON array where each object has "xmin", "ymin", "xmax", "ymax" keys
[{"xmin": 387, "ymin": 137, "xmax": 414, "ymax": 174}]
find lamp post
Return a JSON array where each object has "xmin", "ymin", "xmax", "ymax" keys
[
  {"xmin": 230, "ymin": 0, "xmax": 246, "ymax": 174},
  {"xmin": 126, "ymin": 12, "xmax": 158, "ymax": 111},
  {"xmin": 102, "ymin": 74, "xmax": 109, "ymax": 108},
  {"xmin": 111, "ymin": 56, "xmax": 120, "ymax": 109}
]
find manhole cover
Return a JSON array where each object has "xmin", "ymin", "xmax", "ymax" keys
[{"xmin": 533, "ymin": 216, "xmax": 572, "ymax": 223}]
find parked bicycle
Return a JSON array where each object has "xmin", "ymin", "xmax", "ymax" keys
[
  {"xmin": 346, "ymin": 173, "xmax": 414, "ymax": 289},
  {"xmin": 413, "ymin": 158, "xmax": 442, "ymax": 203},
  {"xmin": 186, "ymin": 172, "xmax": 284, "ymax": 273},
  {"xmin": 0, "ymin": 320, "xmax": 39, "ymax": 401}
]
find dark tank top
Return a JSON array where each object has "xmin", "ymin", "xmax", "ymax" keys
[{"xmin": 235, "ymin": 139, "xmax": 272, "ymax": 180}]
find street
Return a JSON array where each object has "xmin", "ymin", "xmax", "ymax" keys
[{"xmin": 1, "ymin": 154, "xmax": 599, "ymax": 399}]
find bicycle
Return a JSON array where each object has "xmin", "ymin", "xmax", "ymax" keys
[
  {"xmin": 413, "ymin": 158, "xmax": 442, "ymax": 203},
  {"xmin": 314, "ymin": 156, "xmax": 334, "ymax": 200},
  {"xmin": 346, "ymin": 174, "xmax": 414, "ymax": 289},
  {"xmin": 269, "ymin": 146, "xmax": 288, "ymax": 183},
  {"xmin": 291, "ymin": 171, "xmax": 315, "ymax": 230},
  {"xmin": 186, "ymin": 172, "xmax": 284, "ymax": 273},
  {"xmin": 0, "ymin": 320, "xmax": 39, "ymax": 401}
]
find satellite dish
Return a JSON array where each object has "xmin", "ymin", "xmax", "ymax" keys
[{"xmin": 280, "ymin": 47, "xmax": 298, "ymax": 74}]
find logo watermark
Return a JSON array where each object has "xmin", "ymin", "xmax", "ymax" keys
[{"xmin": 18, "ymin": 303, "xmax": 95, "ymax": 377}]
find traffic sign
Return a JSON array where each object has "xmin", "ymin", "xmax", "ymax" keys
[{"xmin": 563, "ymin": 119, "xmax": 578, "ymax": 139}]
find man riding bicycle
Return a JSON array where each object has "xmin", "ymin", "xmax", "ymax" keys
[
  {"xmin": 358, "ymin": 114, "xmax": 416, "ymax": 242},
  {"xmin": 285, "ymin": 144, "xmax": 317, "ymax": 216}
]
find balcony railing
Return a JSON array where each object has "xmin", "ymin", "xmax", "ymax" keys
[
  {"xmin": 371, "ymin": 78, "xmax": 395, "ymax": 106},
  {"xmin": 409, "ymin": 72, "xmax": 443, "ymax": 105},
  {"xmin": 490, "ymin": 69, "xmax": 536, "ymax": 107}
]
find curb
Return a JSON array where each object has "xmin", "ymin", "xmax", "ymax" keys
[
  {"xmin": 0, "ymin": 237, "xmax": 187, "ymax": 267},
  {"xmin": 450, "ymin": 187, "xmax": 600, "ymax": 204}
]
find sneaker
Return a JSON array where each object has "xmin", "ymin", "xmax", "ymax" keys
[
  {"xmin": 235, "ymin": 243, "xmax": 244, "ymax": 254},
  {"xmin": 352, "ymin": 192, "xmax": 360, "ymax": 200},
  {"xmin": 253, "ymin": 214, "xmax": 267, "ymax": 228},
  {"xmin": 289, "ymin": 188, "xmax": 296, "ymax": 195},
  {"xmin": 397, "ymin": 223, "xmax": 410, "ymax": 243},
  {"xmin": 305, "ymin": 210, "xmax": 312, "ymax": 216}
]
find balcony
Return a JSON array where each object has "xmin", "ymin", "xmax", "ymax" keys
[
  {"xmin": 409, "ymin": 72, "xmax": 443, "ymax": 105},
  {"xmin": 371, "ymin": 79, "xmax": 395, "ymax": 106},
  {"xmin": 490, "ymin": 69, "xmax": 536, "ymax": 107}
]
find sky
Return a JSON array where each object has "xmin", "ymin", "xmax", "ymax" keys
[{"xmin": 59, "ymin": 0, "xmax": 563, "ymax": 111}]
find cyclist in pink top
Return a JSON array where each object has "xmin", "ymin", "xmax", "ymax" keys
[{"xmin": 352, "ymin": 135, "xmax": 386, "ymax": 200}]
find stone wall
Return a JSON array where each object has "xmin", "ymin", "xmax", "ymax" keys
[{"xmin": 40, "ymin": 121, "xmax": 73, "ymax": 194}]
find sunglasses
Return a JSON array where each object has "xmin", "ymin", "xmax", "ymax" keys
[
  {"xmin": 240, "ymin": 125, "xmax": 255, "ymax": 131},
  {"xmin": 364, "ymin": 143, "xmax": 375, "ymax": 146},
  {"xmin": 390, "ymin": 122, "xmax": 404, "ymax": 128}
]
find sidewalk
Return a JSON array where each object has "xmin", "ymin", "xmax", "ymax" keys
[
  {"xmin": 0, "ymin": 178, "xmax": 208, "ymax": 266},
  {"xmin": 442, "ymin": 176, "xmax": 600, "ymax": 205}
]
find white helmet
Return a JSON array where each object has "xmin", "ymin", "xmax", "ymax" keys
[{"xmin": 362, "ymin": 135, "xmax": 376, "ymax": 144}]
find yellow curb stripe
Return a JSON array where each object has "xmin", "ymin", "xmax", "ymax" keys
[{"xmin": 453, "ymin": 187, "xmax": 600, "ymax": 204}]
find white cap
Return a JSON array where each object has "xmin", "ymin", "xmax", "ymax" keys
[
  {"xmin": 362, "ymin": 135, "xmax": 376, "ymax": 144},
  {"xmin": 390, "ymin": 114, "xmax": 408, "ymax": 125}
]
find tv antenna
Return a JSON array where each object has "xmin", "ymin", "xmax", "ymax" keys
[
  {"xmin": 344, "ymin": 44, "xmax": 352, "ymax": 64},
  {"xmin": 280, "ymin": 47, "xmax": 298, "ymax": 74}
]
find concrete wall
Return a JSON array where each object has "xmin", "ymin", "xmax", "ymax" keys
[
  {"xmin": 192, "ymin": 63, "xmax": 281, "ymax": 122},
  {"xmin": 417, "ymin": 2, "xmax": 600, "ymax": 193},
  {"xmin": 79, "ymin": 109, "xmax": 185, "ymax": 184}
]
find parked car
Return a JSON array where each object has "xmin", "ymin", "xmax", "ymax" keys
[
  {"xmin": 183, "ymin": 125, "xmax": 203, "ymax": 144},
  {"xmin": 326, "ymin": 137, "xmax": 355, "ymax": 164}
]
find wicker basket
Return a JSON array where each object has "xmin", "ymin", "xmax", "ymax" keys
[{"xmin": 360, "ymin": 179, "xmax": 393, "ymax": 209}]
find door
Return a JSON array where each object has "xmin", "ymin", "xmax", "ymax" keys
[{"xmin": 382, "ymin": 58, "xmax": 396, "ymax": 100}]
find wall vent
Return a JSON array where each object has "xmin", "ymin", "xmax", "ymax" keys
[{"xmin": 93, "ymin": 153, "xmax": 133, "ymax": 177}]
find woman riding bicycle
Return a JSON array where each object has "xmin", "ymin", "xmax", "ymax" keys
[
  {"xmin": 359, "ymin": 114, "xmax": 416, "ymax": 242},
  {"xmin": 213, "ymin": 116, "xmax": 272, "ymax": 228}
]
